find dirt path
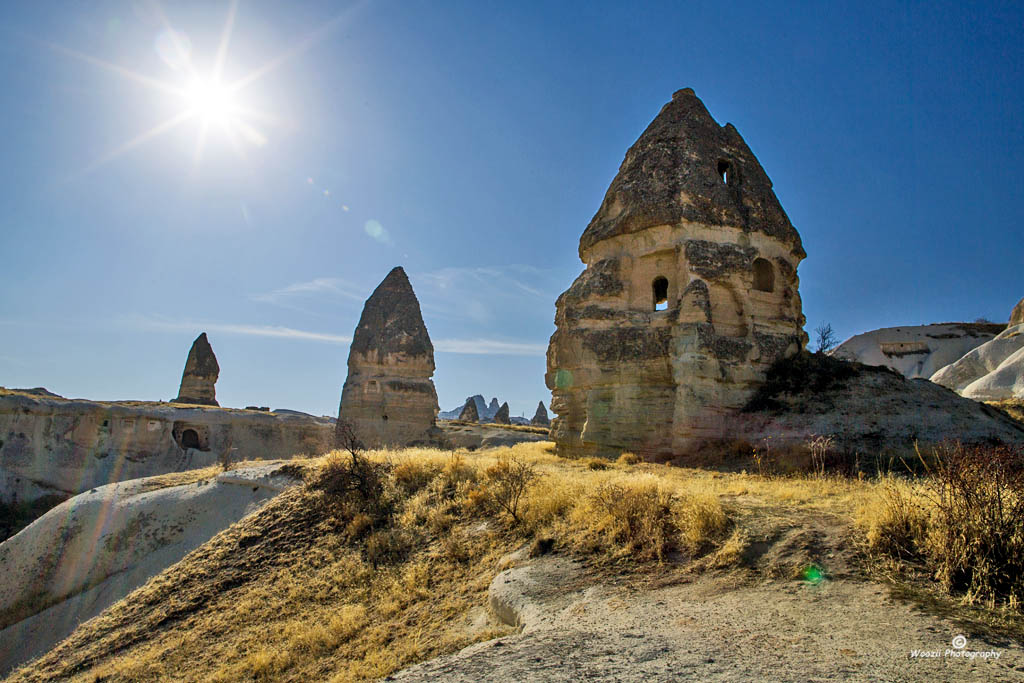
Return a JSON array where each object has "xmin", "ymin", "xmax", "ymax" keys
[{"xmin": 392, "ymin": 512, "xmax": 1024, "ymax": 682}]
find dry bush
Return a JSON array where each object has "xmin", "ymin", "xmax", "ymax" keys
[
  {"xmin": 483, "ymin": 454, "xmax": 539, "ymax": 524},
  {"xmin": 584, "ymin": 457, "xmax": 609, "ymax": 470},
  {"xmin": 859, "ymin": 483, "xmax": 930, "ymax": 559},
  {"xmin": 617, "ymin": 452, "xmax": 641, "ymax": 465},
  {"xmin": 928, "ymin": 443, "xmax": 1024, "ymax": 607}
]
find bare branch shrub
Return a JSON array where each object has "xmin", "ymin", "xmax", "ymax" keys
[
  {"xmin": 217, "ymin": 438, "xmax": 235, "ymax": 472},
  {"xmin": 813, "ymin": 322, "xmax": 839, "ymax": 354},
  {"xmin": 483, "ymin": 454, "xmax": 539, "ymax": 524}
]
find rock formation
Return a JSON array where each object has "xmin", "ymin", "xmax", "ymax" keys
[
  {"xmin": 487, "ymin": 398, "xmax": 500, "ymax": 417},
  {"xmin": 546, "ymin": 89, "xmax": 807, "ymax": 458},
  {"xmin": 930, "ymin": 300, "xmax": 1024, "ymax": 401},
  {"xmin": 0, "ymin": 390, "xmax": 334, "ymax": 506},
  {"xmin": 458, "ymin": 396, "xmax": 480, "ymax": 422},
  {"xmin": 172, "ymin": 333, "xmax": 220, "ymax": 406},
  {"xmin": 337, "ymin": 267, "xmax": 440, "ymax": 448},
  {"xmin": 531, "ymin": 401, "xmax": 550, "ymax": 427},
  {"xmin": 1011, "ymin": 297, "xmax": 1024, "ymax": 327},
  {"xmin": 831, "ymin": 322, "xmax": 1004, "ymax": 379},
  {"xmin": 492, "ymin": 402, "xmax": 510, "ymax": 424}
]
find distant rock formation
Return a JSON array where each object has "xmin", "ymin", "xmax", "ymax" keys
[
  {"xmin": 1011, "ymin": 297, "xmax": 1024, "ymax": 326},
  {"xmin": 487, "ymin": 397, "xmax": 500, "ymax": 417},
  {"xmin": 336, "ymin": 267, "xmax": 441, "ymax": 448},
  {"xmin": 931, "ymin": 300, "xmax": 1024, "ymax": 401},
  {"xmin": 531, "ymin": 401, "xmax": 550, "ymax": 427},
  {"xmin": 492, "ymin": 402, "xmax": 510, "ymax": 424},
  {"xmin": 831, "ymin": 323, "xmax": 1004, "ymax": 379},
  {"xmin": 171, "ymin": 333, "xmax": 220, "ymax": 406},
  {"xmin": 458, "ymin": 396, "xmax": 480, "ymax": 422},
  {"xmin": 439, "ymin": 395, "xmax": 487, "ymax": 420},
  {"xmin": 546, "ymin": 88, "xmax": 806, "ymax": 459},
  {"xmin": 0, "ymin": 391, "xmax": 334, "ymax": 506}
]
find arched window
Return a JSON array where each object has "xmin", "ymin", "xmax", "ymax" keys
[
  {"xmin": 652, "ymin": 276, "xmax": 669, "ymax": 311},
  {"xmin": 753, "ymin": 258, "xmax": 774, "ymax": 293}
]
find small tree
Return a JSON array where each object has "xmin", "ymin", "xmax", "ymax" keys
[
  {"xmin": 814, "ymin": 323, "xmax": 839, "ymax": 354},
  {"xmin": 484, "ymin": 455, "xmax": 539, "ymax": 524}
]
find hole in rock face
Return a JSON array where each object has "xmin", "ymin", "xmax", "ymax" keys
[
  {"xmin": 652, "ymin": 276, "xmax": 669, "ymax": 311},
  {"xmin": 181, "ymin": 429, "xmax": 200, "ymax": 449},
  {"xmin": 718, "ymin": 159, "xmax": 731, "ymax": 184},
  {"xmin": 382, "ymin": 414, "xmax": 389, "ymax": 422},
  {"xmin": 753, "ymin": 258, "xmax": 774, "ymax": 293}
]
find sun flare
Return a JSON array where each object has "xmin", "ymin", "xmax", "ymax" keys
[{"xmin": 184, "ymin": 77, "xmax": 236, "ymax": 124}]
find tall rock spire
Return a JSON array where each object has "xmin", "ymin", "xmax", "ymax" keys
[
  {"xmin": 337, "ymin": 267, "xmax": 440, "ymax": 448},
  {"xmin": 172, "ymin": 333, "xmax": 220, "ymax": 406}
]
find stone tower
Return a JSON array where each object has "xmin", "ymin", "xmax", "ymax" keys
[
  {"xmin": 546, "ymin": 89, "xmax": 807, "ymax": 459},
  {"xmin": 172, "ymin": 332, "xmax": 220, "ymax": 406},
  {"xmin": 337, "ymin": 266, "xmax": 440, "ymax": 448}
]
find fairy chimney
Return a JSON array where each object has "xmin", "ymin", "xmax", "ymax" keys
[
  {"xmin": 172, "ymin": 333, "xmax": 220, "ymax": 406},
  {"xmin": 458, "ymin": 396, "xmax": 480, "ymax": 422},
  {"xmin": 546, "ymin": 89, "xmax": 807, "ymax": 459},
  {"xmin": 337, "ymin": 267, "xmax": 440, "ymax": 448},
  {"xmin": 531, "ymin": 401, "xmax": 550, "ymax": 427},
  {"xmin": 492, "ymin": 401, "xmax": 510, "ymax": 425}
]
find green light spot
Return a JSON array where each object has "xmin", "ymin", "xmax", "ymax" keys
[
  {"xmin": 802, "ymin": 564, "xmax": 824, "ymax": 585},
  {"xmin": 555, "ymin": 369, "xmax": 573, "ymax": 389}
]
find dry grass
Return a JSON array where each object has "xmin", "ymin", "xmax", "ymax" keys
[{"xmin": 12, "ymin": 440, "xmax": 1020, "ymax": 681}]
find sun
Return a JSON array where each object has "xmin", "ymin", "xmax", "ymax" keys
[{"xmin": 184, "ymin": 77, "xmax": 236, "ymax": 124}]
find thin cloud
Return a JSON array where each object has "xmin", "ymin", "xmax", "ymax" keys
[
  {"xmin": 137, "ymin": 317, "xmax": 543, "ymax": 355},
  {"xmin": 434, "ymin": 338, "xmax": 546, "ymax": 356},
  {"xmin": 253, "ymin": 277, "xmax": 365, "ymax": 305}
]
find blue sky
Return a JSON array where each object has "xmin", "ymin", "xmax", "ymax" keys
[{"xmin": 1, "ymin": 0, "xmax": 1021, "ymax": 418}]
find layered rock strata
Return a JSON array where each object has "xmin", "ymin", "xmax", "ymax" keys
[
  {"xmin": 0, "ymin": 389, "xmax": 334, "ymax": 504},
  {"xmin": 171, "ymin": 333, "xmax": 220, "ymax": 406},
  {"xmin": 546, "ymin": 89, "xmax": 807, "ymax": 458},
  {"xmin": 337, "ymin": 267, "xmax": 441, "ymax": 448}
]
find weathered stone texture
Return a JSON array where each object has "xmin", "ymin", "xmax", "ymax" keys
[
  {"xmin": 531, "ymin": 401, "xmax": 550, "ymax": 427},
  {"xmin": 546, "ymin": 89, "xmax": 807, "ymax": 459},
  {"xmin": 492, "ymin": 402, "xmax": 510, "ymax": 425},
  {"xmin": 1011, "ymin": 297, "xmax": 1024, "ymax": 326},
  {"xmin": 172, "ymin": 333, "xmax": 220, "ymax": 406},
  {"xmin": 458, "ymin": 397, "xmax": 480, "ymax": 422},
  {"xmin": 337, "ymin": 267, "xmax": 440, "ymax": 448}
]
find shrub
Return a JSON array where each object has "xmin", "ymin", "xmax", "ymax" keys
[
  {"xmin": 584, "ymin": 458, "xmax": 609, "ymax": 471},
  {"xmin": 483, "ymin": 455, "xmax": 539, "ymax": 524},
  {"xmin": 860, "ymin": 484, "xmax": 929, "ymax": 559},
  {"xmin": 928, "ymin": 443, "xmax": 1024, "ymax": 607},
  {"xmin": 579, "ymin": 483, "xmax": 676, "ymax": 561},
  {"xmin": 617, "ymin": 452, "xmax": 641, "ymax": 465}
]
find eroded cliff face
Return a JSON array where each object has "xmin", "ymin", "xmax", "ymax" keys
[
  {"xmin": 337, "ymin": 267, "xmax": 441, "ymax": 448},
  {"xmin": 0, "ymin": 391, "xmax": 334, "ymax": 504},
  {"xmin": 546, "ymin": 89, "xmax": 807, "ymax": 459}
]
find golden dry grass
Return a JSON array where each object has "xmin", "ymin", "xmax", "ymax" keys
[{"xmin": 11, "ymin": 441, "xmax": 1017, "ymax": 682}]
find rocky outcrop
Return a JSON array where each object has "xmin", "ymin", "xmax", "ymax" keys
[
  {"xmin": 1011, "ymin": 297, "xmax": 1024, "ymax": 326},
  {"xmin": 0, "ymin": 390, "xmax": 333, "ymax": 504},
  {"xmin": 831, "ymin": 323, "xmax": 1004, "ymax": 379},
  {"xmin": 931, "ymin": 324, "xmax": 1024, "ymax": 401},
  {"xmin": 337, "ymin": 267, "xmax": 441, "ymax": 448},
  {"xmin": 171, "ymin": 333, "xmax": 220, "ymax": 406},
  {"xmin": 0, "ymin": 463, "xmax": 303, "ymax": 674},
  {"xmin": 531, "ymin": 401, "xmax": 550, "ymax": 427},
  {"xmin": 487, "ymin": 398, "xmax": 500, "ymax": 419},
  {"xmin": 458, "ymin": 397, "xmax": 480, "ymax": 422},
  {"xmin": 492, "ymin": 402, "xmax": 510, "ymax": 425},
  {"xmin": 546, "ymin": 89, "xmax": 807, "ymax": 459},
  {"xmin": 735, "ymin": 353, "xmax": 1024, "ymax": 453}
]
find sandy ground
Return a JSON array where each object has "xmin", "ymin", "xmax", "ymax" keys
[{"xmin": 392, "ymin": 528, "xmax": 1024, "ymax": 682}]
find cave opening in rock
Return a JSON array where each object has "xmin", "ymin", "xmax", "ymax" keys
[
  {"xmin": 753, "ymin": 258, "xmax": 774, "ymax": 292},
  {"xmin": 652, "ymin": 276, "xmax": 669, "ymax": 311},
  {"xmin": 181, "ymin": 429, "xmax": 200, "ymax": 449},
  {"xmin": 717, "ymin": 159, "xmax": 731, "ymax": 184}
]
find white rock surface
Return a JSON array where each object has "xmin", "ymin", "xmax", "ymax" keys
[
  {"xmin": 0, "ymin": 463, "xmax": 303, "ymax": 674},
  {"xmin": 831, "ymin": 323, "xmax": 1004, "ymax": 379},
  {"xmin": 931, "ymin": 324, "xmax": 1024, "ymax": 400}
]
